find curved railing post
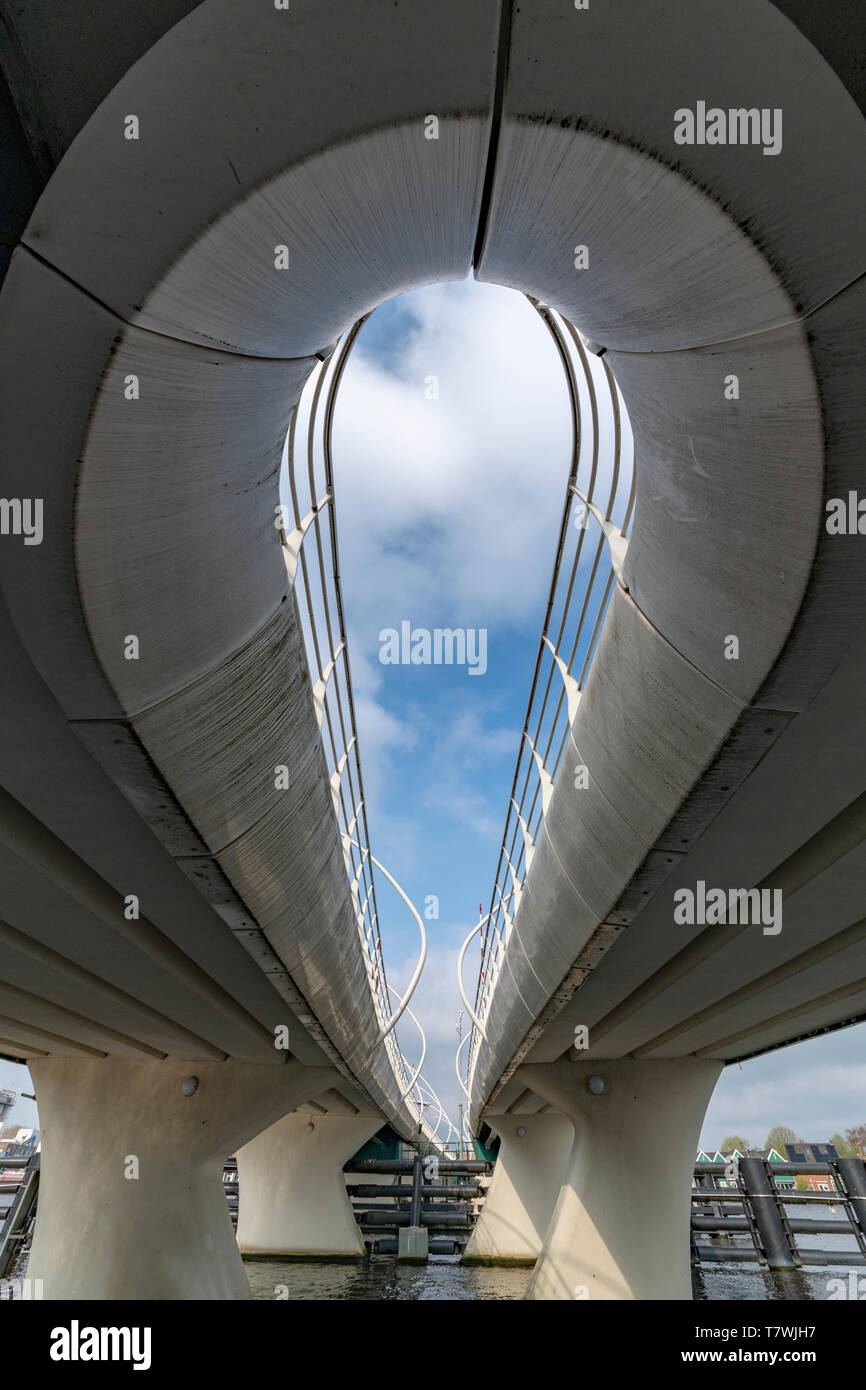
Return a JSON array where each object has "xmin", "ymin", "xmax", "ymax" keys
[
  {"xmin": 285, "ymin": 323, "xmax": 456, "ymax": 1142},
  {"xmin": 457, "ymin": 921, "xmax": 488, "ymax": 1041},
  {"xmin": 461, "ymin": 297, "xmax": 635, "ymax": 1110}
]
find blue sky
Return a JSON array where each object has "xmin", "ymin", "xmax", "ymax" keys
[
  {"xmin": 326, "ymin": 281, "xmax": 572, "ymax": 1132},
  {"xmin": 2, "ymin": 278, "xmax": 863, "ymax": 1152},
  {"xmin": 320, "ymin": 277, "xmax": 866, "ymax": 1149}
]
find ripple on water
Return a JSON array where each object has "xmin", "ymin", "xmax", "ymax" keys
[
  {"xmin": 246, "ymin": 1255, "xmax": 531, "ymax": 1301},
  {"xmin": 246, "ymin": 1253, "xmax": 856, "ymax": 1301}
]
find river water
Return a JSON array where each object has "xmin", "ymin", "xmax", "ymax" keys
[
  {"xmin": 245, "ymin": 1201, "xmax": 863, "ymax": 1300},
  {"xmin": 248, "ymin": 1227, "xmax": 861, "ymax": 1300},
  {"xmin": 246, "ymin": 1255, "xmax": 531, "ymax": 1300},
  {"xmin": 245, "ymin": 1256, "xmax": 856, "ymax": 1301},
  {"xmin": 4, "ymin": 1202, "xmax": 859, "ymax": 1300}
]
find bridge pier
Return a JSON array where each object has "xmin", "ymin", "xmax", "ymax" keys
[
  {"xmin": 518, "ymin": 1058, "xmax": 722, "ymax": 1301},
  {"xmin": 27, "ymin": 1056, "xmax": 341, "ymax": 1299},
  {"xmin": 462, "ymin": 1113, "xmax": 573, "ymax": 1265},
  {"xmin": 236, "ymin": 1111, "xmax": 383, "ymax": 1260}
]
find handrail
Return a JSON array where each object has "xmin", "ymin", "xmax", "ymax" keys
[
  {"xmin": 542, "ymin": 635, "xmax": 582, "ymax": 726},
  {"xmin": 388, "ymin": 985, "xmax": 426, "ymax": 1101},
  {"xmin": 279, "ymin": 491, "xmax": 332, "ymax": 585},
  {"xmin": 455, "ymin": 1031, "xmax": 472, "ymax": 1105},
  {"xmin": 569, "ymin": 484, "xmax": 629, "ymax": 579},
  {"xmin": 311, "ymin": 641, "xmax": 346, "ymax": 729},
  {"xmin": 344, "ymin": 837, "xmax": 427, "ymax": 1042},
  {"xmin": 413, "ymin": 1075, "xmax": 446, "ymax": 1142},
  {"xmin": 458, "ymin": 296, "xmax": 636, "ymax": 1118},
  {"xmin": 286, "ymin": 323, "xmax": 457, "ymax": 1141},
  {"xmin": 457, "ymin": 920, "xmax": 488, "ymax": 1040}
]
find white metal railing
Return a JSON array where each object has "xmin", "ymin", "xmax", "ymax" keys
[
  {"xmin": 459, "ymin": 300, "xmax": 636, "ymax": 1114},
  {"xmin": 281, "ymin": 329, "xmax": 450, "ymax": 1145}
]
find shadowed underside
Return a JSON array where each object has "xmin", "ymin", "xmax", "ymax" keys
[{"xmin": 0, "ymin": 0, "xmax": 863, "ymax": 1144}]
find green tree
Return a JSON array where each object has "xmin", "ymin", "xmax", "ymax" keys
[
  {"xmin": 721, "ymin": 1135, "xmax": 750, "ymax": 1155},
  {"xmin": 845, "ymin": 1124, "xmax": 866, "ymax": 1159},
  {"xmin": 765, "ymin": 1125, "xmax": 801, "ymax": 1159},
  {"xmin": 831, "ymin": 1132, "xmax": 856, "ymax": 1157}
]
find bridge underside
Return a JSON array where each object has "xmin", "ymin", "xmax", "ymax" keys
[{"xmin": 0, "ymin": 0, "xmax": 863, "ymax": 1298}]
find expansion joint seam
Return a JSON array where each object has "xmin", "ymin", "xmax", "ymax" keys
[
  {"xmin": 18, "ymin": 242, "xmax": 330, "ymax": 363},
  {"xmin": 588, "ymin": 268, "xmax": 866, "ymax": 360},
  {"xmin": 471, "ymin": 0, "xmax": 514, "ymax": 271}
]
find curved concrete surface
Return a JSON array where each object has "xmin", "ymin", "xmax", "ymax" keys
[
  {"xmin": 468, "ymin": 0, "xmax": 865, "ymax": 1120},
  {"xmin": 27, "ymin": 1056, "xmax": 342, "ymax": 1300},
  {"xmin": 0, "ymin": 0, "xmax": 506, "ymax": 1139},
  {"xmin": 0, "ymin": 0, "xmax": 863, "ymax": 1296},
  {"xmin": 462, "ymin": 1113, "xmax": 574, "ymax": 1266},
  {"xmin": 236, "ymin": 1114, "xmax": 382, "ymax": 1260},
  {"xmin": 520, "ymin": 1060, "xmax": 723, "ymax": 1301}
]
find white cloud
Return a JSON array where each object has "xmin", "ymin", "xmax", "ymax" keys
[
  {"xmin": 277, "ymin": 278, "xmax": 632, "ymax": 1134},
  {"xmin": 389, "ymin": 925, "xmax": 479, "ymax": 1126},
  {"xmin": 701, "ymin": 1035, "xmax": 866, "ymax": 1150},
  {"xmin": 330, "ymin": 279, "xmax": 573, "ymax": 650},
  {"xmin": 437, "ymin": 706, "xmax": 516, "ymax": 763},
  {"xmin": 320, "ymin": 283, "xmax": 571, "ymax": 1128}
]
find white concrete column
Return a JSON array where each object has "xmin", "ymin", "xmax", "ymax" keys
[
  {"xmin": 522, "ymin": 1058, "xmax": 722, "ymax": 1301},
  {"xmin": 462, "ymin": 1113, "xmax": 574, "ymax": 1265},
  {"xmin": 236, "ymin": 1113, "xmax": 383, "ymax": 1259},
  {"xmin": 27, "ymin": 1056, "xmax": 340, "ymax": 1300}
]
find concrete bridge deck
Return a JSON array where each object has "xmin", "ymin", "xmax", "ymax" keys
[{"xmin": 0, "ymin": 0, "xmax": 863, "ymax": 1298}]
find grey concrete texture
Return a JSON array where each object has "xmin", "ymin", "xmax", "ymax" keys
[
  {"xmin": 18, "ymin": 0, "xmax": 503, "ymax": 356},
  {"xmin": 75, "ymin": 329, "xmax": 312, "ymax": 712},
  {"xmin": 0, "ymin": 603, "xmax": 319, "ymax": 1065},
  {"xmin": 237, "ymin": 1113, "xmax": 384, "ymax": 1258},
  {"xmin": 506, "ymin": 831, "xmax": 598, "ymax": 998},
  {"xmin": 26, "ymin": 1055, "xmax": 344, "ymax": 1299},
  {"xmin": 477, "ymin": 0, "xmax": 866, "ymax": 347},
  {"xmin": 132, "ymin": 604, "xmax": 317, "ymax": 855},
  {"xmin": 0, "ymin": 253, "xmax": 418, "ymax": 1124},
  {"xmin": 0, "ymin": 0, "xmax": 863, "ymax": 1144},
  {"xmin": 480, "ymin": 122, "xmax": 796, "ymax": 352},
  {"xmin": 756, "ymin": 276, "xmax": 866, "ymax": 709},
  {"xmin": 0, "ymin": 254, "xmax": 129, "ymax": 719},
  {"xmin": 572, "ymin": 589, "xmax": 743, "ymax": 845},
  {"xmin": 462, "ymin": 1113, "xmax": 574, "ymax": 1263},
  {"xmin": 467, "ymin": 575, "xmax": 746, "ymax": 1114},
  {"xmin": 518, "ymin": 1058, "xmax": 723, "ymax": 1300},
  {"xmin": 612, "ymin": 321, "xmax": 823, "ymax": 704},
  {"xmin": 215, "ymin": 795, "xmax": 352, "ymax": 977},
  {"xmin": 398, "ymin": 1225, "xmax": 429, "ymax": 1263},
  {"xmin": 0, "ymin": 0, "xmax": 204, "ymax": 166},
  {"xmin": 542, "ymin": 729, "xmax": 649, "ymax": 920},
  {"xmin": 524, "ymin": 628, "xmax": 866, "ymax": 1070},
  {"xmin": 0, "ymin": 1, "xmax": 203, "ymax": 279},
  {"xmin": 566, "ymin": 836, "xmax": 866, "ymax": 1062}
]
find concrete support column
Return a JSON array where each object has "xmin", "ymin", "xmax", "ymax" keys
[
  {"xmin": 522, "ymin": 1058, "xmax": 722, "ymax": 1301},
  {"xmin": 28, "ymin": 1056, "xmax": 340, "ymax": 1300},
  {"xmin": 236, "ymin": 1112, "xmax": 383, "ymax": 1259},
  {"xmin": 462, "ymin": 1113, "xmax": 574, "ymax": 1265}
]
